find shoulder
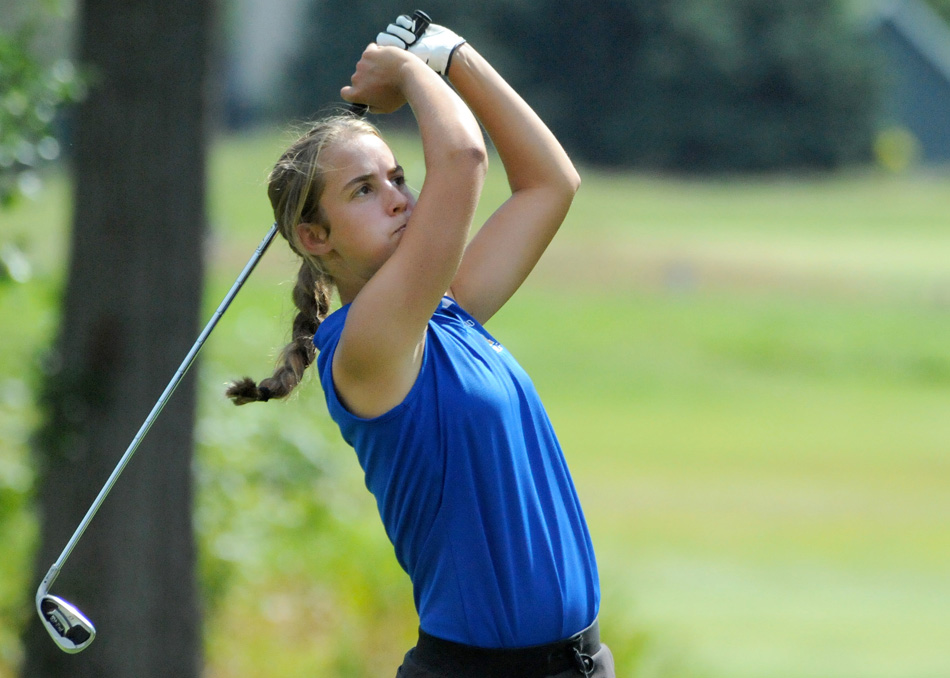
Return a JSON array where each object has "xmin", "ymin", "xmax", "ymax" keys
[
  {"xmin": 314, "ymin": 304, "xmax": 350, "ymax": 351},
  {"xmin": 327, "ymin": 301, "xmax": 432, "ymax": 420}
]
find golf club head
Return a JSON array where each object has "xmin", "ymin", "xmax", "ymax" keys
[{"xmin": 38, "ymin": 595, "xmax": 96, "ymax": 653}]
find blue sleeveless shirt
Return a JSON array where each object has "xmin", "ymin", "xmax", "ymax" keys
[{"xmin": 314, "ymin": 297, "xmax": 599, "ymax": 648}]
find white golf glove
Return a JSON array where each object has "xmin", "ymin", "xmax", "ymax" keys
[{"xmin": 377, "ymin": 14, "xmax": 466, "ymax": 76}]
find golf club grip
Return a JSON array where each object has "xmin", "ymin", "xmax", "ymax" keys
[{"xmin": 348, "ymin": 9, "xmax": 432, "ymax": 116}]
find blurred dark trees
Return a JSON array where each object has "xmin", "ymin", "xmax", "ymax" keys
[
  {"xmin": 283, "ymin": 0, "xmax": 881, "ymax": 172},
  {"xmin": 282, "ymin": 3, "xmax": 402, "ymax": 119},
  {"xmin": 22, "ymin": 0, "xmax": 212, "ymax": 676},
  {"xmin": 927, "ymin": 0, "xmax": 950, "ymax": 22}
]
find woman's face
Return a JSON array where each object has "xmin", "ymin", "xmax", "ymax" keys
[{"xmin": 309, "ymin": 132, "xmax": 415, "ymax": 287}]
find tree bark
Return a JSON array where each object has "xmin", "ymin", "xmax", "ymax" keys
[{"xmin": 23, "ymin": 0, "xmax": 213, "ymax": 675}]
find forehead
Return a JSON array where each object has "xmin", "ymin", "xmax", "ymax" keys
[{"xmin": 320, "ymin": 133, "xmax": 396, "ymax": 180}]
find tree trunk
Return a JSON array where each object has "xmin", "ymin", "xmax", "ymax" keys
[{"xmin": 23, "ymin": 0, "xmax": 213, "ymax": 675}]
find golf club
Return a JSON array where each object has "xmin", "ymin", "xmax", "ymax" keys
[
  {"xmin": 36, "ymin": 222, "xmax": 279, "ymax": 653},
  {"xmin": 349, "ymin": 9, "xmax": 432, "ymax": 116}
]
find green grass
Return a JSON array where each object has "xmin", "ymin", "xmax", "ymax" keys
[
  {"xmin": 493, "ymin": 290, "xmax": 950, "ymax": 678},
  {"xmin": 2, "ymin": 128, "xmax": 949, "ymax": 677}
]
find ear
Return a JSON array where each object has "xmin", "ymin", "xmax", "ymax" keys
[{"xmin": 296, "ymin": 222, "xmax": 332, "ymax": 256}]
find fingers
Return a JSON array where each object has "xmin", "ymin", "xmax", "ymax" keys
[
  {"xmin": 376, "ymin": 32, "xmax": 405, "ymax": 48},
  {"xmin": 342, "ymin": 44, "xmax": 411, "ymax": 113},
  {"xmin": 376, "ymin": 14, "xmax": 418, "ymax": 49},
  {"xmin": 341, "ymin": 44, "xmax": 376, "ymax": 104},
  {"xmin": 386, "ymin": 21, "xmax": 416, "ymax": 46}
]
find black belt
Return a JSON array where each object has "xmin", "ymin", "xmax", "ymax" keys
[{"xmin": 411, "ymin": 619, "xmax": 601, "ymax": 678}]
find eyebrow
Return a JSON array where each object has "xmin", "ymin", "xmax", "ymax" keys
[
  {"xmin": 341, "ymin": 173, "xmax": 373, "ymax": 195},
  {"xmin": 340, "ymin": 164, "xmax": 405, "ymax": 195}
]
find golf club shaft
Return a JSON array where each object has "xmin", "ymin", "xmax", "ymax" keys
[{"xmin": 39, "ymin": 223, "xmax": 279, "ymax": 596}]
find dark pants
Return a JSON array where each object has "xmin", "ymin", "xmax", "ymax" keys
[{"xmin": 395, "ymin": 620, "xmax": 616, "ymax": 678}]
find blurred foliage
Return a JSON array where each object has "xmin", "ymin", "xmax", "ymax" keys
[
  {"xmin": 507, "ymin": 0, "xmax": 880, "ymax": 172},
  {"xmin": 924, "ymin": 0, "xmax": 950, "ymax": 22},
  {"xmin": 0, "ymin": 275, "xmax": 57, "ymax": 674},
  {"xmin": 282, "ymin": 0, "xmax": 881, "ymax": 172},
  {"xmin": 0, "ymin": 11, "xmax": 83, "ymax": 209}
]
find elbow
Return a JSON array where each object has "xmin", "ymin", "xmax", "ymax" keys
[
  {"xmin": 465, "ymin": 141, "xmax": 490, "ymax": 173},
  {"xmin": 451, "ymin": 142, "xmax": 489, "ymax": 184},
  {"xmin": 425, "ymin": 118, "xmax": 488, "ymax": 181},
  {"xmin": 563, "ymin": 163, "xmax": 582, "ymax": 197},
  {"xmin": 544, "ymin": 157, "xmax": 581, "ymax": 203},
  {"xmin": 551, "ymin": 165, "xmax": 581, "ymax": 210}
]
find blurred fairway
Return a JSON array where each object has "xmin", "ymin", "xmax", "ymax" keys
[{"xmin": 1, "ymin": 127, "xmax": 949, "ymax": 678}]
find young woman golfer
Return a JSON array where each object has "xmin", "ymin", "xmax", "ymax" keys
[{"xmin": 228, "ymin": 13, "xmax": 614, "ymax": 678}]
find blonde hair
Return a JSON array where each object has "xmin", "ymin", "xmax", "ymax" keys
[{"xmin": 227, "ymin": 114, "xmax": 382, "ymax": 405}]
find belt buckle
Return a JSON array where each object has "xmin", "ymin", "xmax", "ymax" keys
[{"xmin": 572, "ymin": 646, "xmax": 595, "ymax": 676}]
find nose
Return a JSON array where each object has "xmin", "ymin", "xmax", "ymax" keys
[{"xmin": 387, "ymin": 182, "xmax": 411, "ymax": 215}]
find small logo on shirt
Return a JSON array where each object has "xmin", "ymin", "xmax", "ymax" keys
[{"xmin": 462, "ymin": 317, "xmax": 503, "ymax": 352}]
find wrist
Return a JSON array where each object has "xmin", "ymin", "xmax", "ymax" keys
[
  {"xmin": 376, "ymin": 47, "xmax": 417, "ymax": 95},
  {"xmin": 399, "ymin": 54, "xmax": 450, "ymax": 105},
  {"xmin": 398, "ymin": 50, "xmax": 433, "ymax": 88},
  {"xmin": 443, "ymin": 41, "xmax": 469, "ymax": 80}
]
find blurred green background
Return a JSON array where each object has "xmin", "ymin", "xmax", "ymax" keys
[
  {"xmin": 3, "ymin": 0, "xmax": 950, "ymax": 676},
  {"xmin": 4, "ymin": 130, "xmax": 950, "ymax": 677}
]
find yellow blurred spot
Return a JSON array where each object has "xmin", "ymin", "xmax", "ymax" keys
[{"xmin": 873, "ymin": 126, "xmax": 922, "ymax": 173}]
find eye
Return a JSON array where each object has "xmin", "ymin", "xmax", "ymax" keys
[
  {"xmin": 354, "ymin": 183, "xmax": 372, "ymax": 197},
  {"xmin": 393, "ymin": 173, "xmax": 406, "ymax": 186}
]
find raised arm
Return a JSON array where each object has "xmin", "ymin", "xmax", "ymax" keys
[
  {"xmin": 446, "ymin": 43, "xmax": 581, "ymax": 324},
  {"xmin": 332, "ymin": 45, "xmax": 487, "ymax": 417}
]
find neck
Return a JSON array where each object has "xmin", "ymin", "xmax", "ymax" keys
[{"xmin": 335, "ymin": 278, "xmax": 364, "ymax": 306}]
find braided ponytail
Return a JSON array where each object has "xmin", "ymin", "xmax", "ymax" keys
[
  {"xmin": 227, "ymin": 113, "xmax": 381, "ymax": 406},
  {"xmin": 226, "ymin": 262, "xmax": 331, "ymax": 404}
]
